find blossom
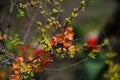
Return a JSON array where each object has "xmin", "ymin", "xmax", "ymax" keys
[
  {"xmin": 56, "ymin": 34, "xmax": 65, "ymax": 44},
  {"xmin": 63, "ymin": 39, "xmax": 72, "ymax": 48},
  {"xmin": 12, "ymin": 62, "xmax": 21, "ymax": 70},
  {"xmin": 16, "ymin": 56, "xmax": 24, "ymax": 62},
  {"xmin": 50, "ymin": 37, "xmax": 57, "ymax": 46},
  {"xmin": 35, "ymin": 49, "xmax": 44, "ymax": 56},
  {"xmin": 86, "ymin": 37, "xmax": 98, "ymax": 50},
  {"xmin": 64, "ymin": 27, "xmax": 74, "ymax": 40},
  {"xmin": 65, "ymin": 27, "xmax": 73, "ymax": 31}
]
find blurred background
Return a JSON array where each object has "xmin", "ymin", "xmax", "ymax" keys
[{"xmin": 0, "ymin": 0, "xmax": 120, "ymax": 80}]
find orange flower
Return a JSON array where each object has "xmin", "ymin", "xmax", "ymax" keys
[
  {"xmin": 14, "ymin": 70, "xmax": 21, "ymax": 75},
  {"xmin": 56, "ymin": 34, "xmax": 65, "ymax": 44},
  {"xmin": 65, "ymin": 27, "xmax": 73, "ymax": 31},
  {"xmin": 63, "ymin": 39, "xmax": 72, "ymax": 48},
  {"xmin": 12, "ymin": 57, "xmax": 24, "ymax": 70},
  {"xmin": 50, "ymin": 37, "xmax": 57, "ymax": 46},
  {"xmin": 16, "ymin": 57, "xmax": 24, "ymax": 62},
  {"xmin": 64, "ymin": 27, "xmax": 74, "ymax": 40},
  {"xmin": 12, "ymin": 62, "xmax": 21, "ymax": 70}
]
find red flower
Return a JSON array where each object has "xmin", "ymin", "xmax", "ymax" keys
[
  {"xmin": 86, "ymin": 37, "xmax": 98, "ymax": 50},
  {"xmin": 35, "ymin": 49, "xmax": 44, "ymax": 56}
]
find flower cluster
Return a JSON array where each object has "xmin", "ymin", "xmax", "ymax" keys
[
  {"xmin": 50, "ymin": 27, "xmax": 76, "ymax": 58},
  {"xmin": 9, "ymin": 46, "xmax": 53, "ymax": 80},
  {"xmin": 10, "ymin": 57, "xmax": 27, "ymax": 80}
]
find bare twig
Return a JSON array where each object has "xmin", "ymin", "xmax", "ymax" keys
[
  {"xmin": 23, "ymin": 11, "xmax": 37, "ymax": 43},
  {"xmin": 0, "ymin": 0, "xmax": 15, "ymax": 69},
  {"xmin": 24, "ymin": 56, "xmax": 39, "ymax": 63},
  {"xmin": 1, "ymin": 0, "xmax": 14, "ymax": 48},
  {"xmin": 45, "ymin": 58, "xmax": 88, "ymax": 71},
  {"xmin": 5, "ymin": 0, "xmax": 14, "ymax": 34}
]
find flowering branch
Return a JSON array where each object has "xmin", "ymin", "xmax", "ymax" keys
[
  {"xmin": 0, "ymin": 0, "xmax": 108, "ymax": 80},
  {"xmin": 64, "ymin": 0, "xmax": 90, "ymax": 28}
]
